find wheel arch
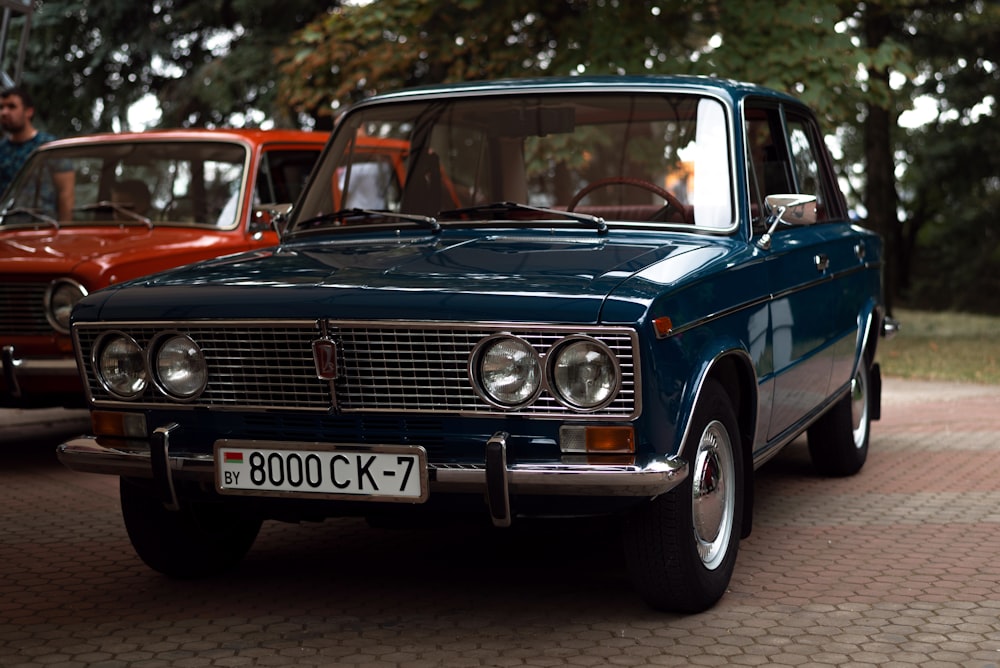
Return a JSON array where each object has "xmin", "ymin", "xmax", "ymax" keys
[
  {"xmin": 858, "ymin": 301, "xmax": 884, "ymax": 368},
  {"xmin": 681, "ymin": 347, "xmax": 758, "ymax": 539},
  {"xmin": 855, "ymin": 301, "xmax": 885, "ymax": 421}
]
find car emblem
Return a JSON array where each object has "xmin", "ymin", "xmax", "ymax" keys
[{"xmin": 312, "ymin": 338, "xmax": 339, "ymax": 380}]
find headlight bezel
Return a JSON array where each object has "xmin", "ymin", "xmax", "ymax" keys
[
  {"xmin": 469, "ymin": 332, "xmax": 623, "ymax": 412},
  {"xmin": 44, "ymin": 278, "xmax": 89, "ymax": 335},
  {"xmin": 548, "ymin": 335, "xmax": 622, "ymax": 411},
  {"xmin": 470, "ymin": 333, "xmax": 544, "ymax": 409},
  {"xmin": 93, "ymin": 331, "xmax": 149, "ymax": 400},
  {"xmin": 149, "ymin": 332, "xmax": 208, "ymax": 400}
]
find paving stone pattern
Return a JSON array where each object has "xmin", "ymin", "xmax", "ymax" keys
[{"xmin": 2, "ymin": 378, "xmax": 1000, "ymax": 667}]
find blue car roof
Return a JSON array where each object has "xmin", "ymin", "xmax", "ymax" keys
[{"xmin": 357, "ymin": 75, "xmax": 803, "ymax": 107}]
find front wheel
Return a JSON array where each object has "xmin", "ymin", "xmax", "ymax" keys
[
  {"xmin": 120, "ymin": 477, "xmax": 262, "ymax": 578},
  {"xmin": 622, "ymin": 379, "xmax": 744, "ymax": 613},
  {"xmin": 807, "ymin": 362, "xmax": 870, "ymax": 477}
]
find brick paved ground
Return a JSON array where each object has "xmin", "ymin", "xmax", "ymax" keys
[{"xmin": 2, "ymin": 378, "xmax": 1000, "ymax": 667}]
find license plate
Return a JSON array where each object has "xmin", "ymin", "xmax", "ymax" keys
[{"xmin": 214, "ymin": 440, "xmax": 428, "ymax": 502}]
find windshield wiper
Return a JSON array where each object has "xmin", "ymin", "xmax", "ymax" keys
[
  {"xmin": 438, "ymin": 201, "xmax": 608, "ymax": 234},
  {"xmin": 295, "ymin": 208, "xmax": 440, "ymax": 233},
  {"xmin": 78, "ymin": 201, "xmax": 153, "ymax": 227},
  {"xmin": 0, "ymin": 207, "xmax": 59, "ymax": 228}
]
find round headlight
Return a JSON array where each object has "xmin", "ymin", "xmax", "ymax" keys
[
  {"xmin": 153, "ymin": 334, "xmax": 207, "ymax": 399},
  {"xmin": 45, "ymin": 279, "xmax": 88, "ymax": 334},
  {"xmin": 95, "ymin": 333, "xmax": 147, "ymax": 399},
  {"xmin": 473, "ymin": 335, "xmax": 542, "ymax": 408},
  {"xmin": 550, "ymin": 337, "xmax": 620, "ymax": 410}
]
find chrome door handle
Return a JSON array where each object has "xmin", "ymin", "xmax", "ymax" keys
[{"xmin": 814, "ymin": 254, "xmax": 829, "ymax": 272}]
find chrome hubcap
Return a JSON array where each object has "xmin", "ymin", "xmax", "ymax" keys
[{"xmin": 691, "ymin": 420, "xmax": 735, "ymax": 570}]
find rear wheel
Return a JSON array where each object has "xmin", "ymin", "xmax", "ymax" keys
[
  {"xmin": 807, "ymin": 362, "xmax": 870, "ymax": 477},
  {"xmin": 622, "ymin": 379, "xmax": 744, "ymax": 613},
  {"xmin": 120, "ymin": 477, "xmax": 262, "ymax": 578}
]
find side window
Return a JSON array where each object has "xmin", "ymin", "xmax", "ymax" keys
[
  {"xmin": 338, "ymin": 157, "xmax": 401, "ymax": 210},
  {"xmin": 256, "ymin": 149, "xmax": 322, "ymax": 204},
  {"xmin": 745, "ymin": 104, "xmax": 839, "ymax": 225},
  {"xmin": 744, "ymin": 105, "xmax": 792, "ymax": 227},
  {"xmin": 784, "ymin": 114, "xmax": 829, "ymax": 221}
]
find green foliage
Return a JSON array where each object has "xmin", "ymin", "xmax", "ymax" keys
[
  {"xmin": 24, "ymin": 1, "xmax": 167, "ymax": 134},
  {"xmin": 12, "ymin": 0, "xmax": 332, "ymax": 135},
  {"xmin": 902, "ymin": 111, "xmax": 1000, "ymax": 312},
  {"xmin": 689, "ymin": 1, "xmax": 870, "ymax": 127},
  {"xmin": 274, "ymin": 0, "xmax": 714, "ymax": 121},
  {"xmin": 4, "ymin": 0, "xmax": 997, "ymax": 314},
  {"xmin": 894, "ymin": 0, "xmax": 1000, "ymax": 313}
]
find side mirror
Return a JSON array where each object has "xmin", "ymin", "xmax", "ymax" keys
[
  {"xmin": 250, "ymin": 204, "xmax": 293, "ymax": 239},
  {"xmin": 757, "ymin": 194, "xmax": 817, "ymax": 250}
]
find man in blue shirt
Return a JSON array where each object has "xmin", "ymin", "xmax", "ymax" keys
[{"xmin": 0, "ymin": 86, "xmax": 74, "ymax": 219}]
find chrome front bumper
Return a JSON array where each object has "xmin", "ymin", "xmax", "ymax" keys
[
  {"xmin": 2, "ymin": 345, "xmax": 79, "ymax": 399},
  {"xmin": 57, "ymin": 430, "xmax": 689, "ymax": 527}
]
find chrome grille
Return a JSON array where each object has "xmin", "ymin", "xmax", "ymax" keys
[
  {"xmin": 75, "ymin": 320, "xmax": 639, "ymax": 418},
  {"xmin": 76, "ymin": 322, "xmax": 329, "ymax": 410},
  {"xmin": 0, "ymin": 281, "xmax": 51, "ymax": 335}
]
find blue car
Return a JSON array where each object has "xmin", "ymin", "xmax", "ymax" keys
[{"xmin": 58, "ymin": 76, "xmax": 892, "ymax": 613}]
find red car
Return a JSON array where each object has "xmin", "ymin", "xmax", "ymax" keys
[{"xmin": 0, "ymin": 128, "xmax": 329, "ymax": 408}]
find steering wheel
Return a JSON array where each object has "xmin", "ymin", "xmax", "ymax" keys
[{"xmin": 566, "ymin": 177, "xmax": 686, "ymax": 220}]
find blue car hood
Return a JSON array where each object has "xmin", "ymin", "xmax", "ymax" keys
[{"xmin": 83, "ymin": 231, "xmax": 730, "ymax": 325}]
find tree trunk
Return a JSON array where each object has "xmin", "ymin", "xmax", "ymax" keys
[
  {"xmin": 864, "ymin": 102, "xmax": 899, "ymax": 313},
  {"xmin": 863, "ymin": 6, "xmax": 900, "ymax": 314}
]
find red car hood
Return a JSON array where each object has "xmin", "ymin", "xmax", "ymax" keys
[{"xmin": 0, "ymin": 225, "xmax": 264, "ymax": 286}]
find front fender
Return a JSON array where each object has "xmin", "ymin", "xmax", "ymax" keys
[
  {"xmin": 676, "ymin": 342, "xmax": 759, "ymax": 462},
  {"xmin": 672, "ymin": 340, "xmax": 758, "ymax": 540}
]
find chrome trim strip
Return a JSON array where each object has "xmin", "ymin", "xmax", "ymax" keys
[
  {"xmin": 56, "ymin": 435, "xmax": 688, "ymax": 498},
  {"xmin": 74, "ymin": 319, "xmax": 636, "ymax": 336},
  {"xmin": 664, "ymin": 262, "xmax": 873, "ymax": 338},
  {"xmin": 663, "ymin": 296, "xmax": 770, "ymax": 338}
]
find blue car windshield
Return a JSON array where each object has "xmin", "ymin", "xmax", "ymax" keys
[{"xmin": 292, "ymin": 91, "xmax": 735, "ymax": 235}]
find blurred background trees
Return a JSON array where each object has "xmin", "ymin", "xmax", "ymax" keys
[{"xmin": 3, "ymin": 0, "xmax": 997, "ymax": 313}]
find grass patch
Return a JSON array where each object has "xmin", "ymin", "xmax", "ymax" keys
[{"xmin": 877, "ymin": 308, "xmax": 1000, "ymax": 384}]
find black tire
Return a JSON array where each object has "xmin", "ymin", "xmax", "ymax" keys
[
  {"xmin": 807, "ymin": 361, "xmax": 870, "ymax": 477},
  {"xmin": 622, "ymin": 379, "xmax": 744, "ymax": 613},
  {"xmin": 120, "ymin": 477, "xmax": 262, "ymax": 578}
]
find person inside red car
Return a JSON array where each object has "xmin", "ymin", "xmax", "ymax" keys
[{"xmin": 111, "ymin": 179, "xmax": 152, "ymax": 221}]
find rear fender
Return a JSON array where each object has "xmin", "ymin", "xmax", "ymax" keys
[{"xmin": 854, "ymin": 300, "xmax": 884, "ymax": 420}]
